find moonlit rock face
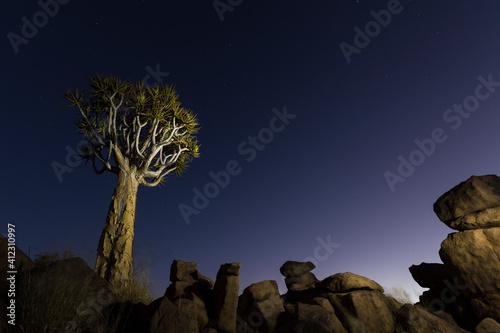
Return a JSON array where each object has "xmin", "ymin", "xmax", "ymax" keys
[
  {"xmin": 216, "ymin": 262, "xmax": 241, "ymax": 277},
  {"xmin": 447, "ymin": 206, "xmax": 500, "ymax": 230},
  {"xmin": 475, "ymin": 318, "xmax": 500, "ymax": 333},
  {"xmin": 433, "ymin": 175, "xmax": 500, "ymax": 225},
  {"xmin": 316, "ymin": 272, "xmax": 384, "ymax": 293},
  {"xmin": 439, "ymin": 227, "xmax": 500, "ymax": 322}
]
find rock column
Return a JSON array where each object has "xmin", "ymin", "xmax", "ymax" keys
[{"xmin": 213, "ymin": 262, "xmax": 240, "ymax": 333}]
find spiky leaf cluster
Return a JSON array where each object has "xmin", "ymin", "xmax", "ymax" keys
[{"xmin": 64, "ymin": 74, "xmax": 200, "ymax": 186}]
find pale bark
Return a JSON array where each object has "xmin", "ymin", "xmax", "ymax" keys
[{"xmin": 95, "ymin": 168, "xmax": 139, "ymax": 289}]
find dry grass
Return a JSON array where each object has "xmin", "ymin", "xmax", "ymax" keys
[
  {"xmin": 17, "ymin": 265, "xmax": 97, "ymax": 332},
  {"xmin": 17, "ymin": 251, "xmax": 155, "ymax": 333},
  {"xmin": 385, "ymin": 286, "xmax": 415, "ymax": 313},
  {"xmin": 113, "ymin": 270, "xmax": 155, "ymax": 305}
]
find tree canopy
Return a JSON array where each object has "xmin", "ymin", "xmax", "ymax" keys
[{"xmin": 63, "ymin": 74, "xmax": 200, "ymax": 186}]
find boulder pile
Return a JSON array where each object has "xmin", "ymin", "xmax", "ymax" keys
[
  {"xmin": 2, "ymin": 174, "xmax": 500, "ymax": 332},
  {"xmin": 409, "ymin": 174, "xmax": 500, "ymax": 332}
]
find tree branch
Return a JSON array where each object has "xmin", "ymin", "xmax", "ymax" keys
[{"xmin": 75, "ymin": 104, "xmax": 106, "ymax": 147}]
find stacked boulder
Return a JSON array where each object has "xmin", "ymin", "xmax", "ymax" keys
[
  {"xmin": 151, "ymin": 260, "xmax": 214, "ymax": 332},
  {"xmin": 433, "ymin": 175, "xmax": 500, "ymax": 231},
  {"xmin": 276, "ymin": 262, "xmax": 396, "ymax": 333},
  {"xmin": 436, "ymin": 175, "xmax": 500, "ymax": 327},
  {"xmin": 280, "ymin": 260, "xmax": 318, "ymax": 292},
  {"xmin": 235, "ymin": 261, "xmax": 398, "ymax": 333},
  {"xmin": 148, "ymin": 176, "xmax": 500, "ymax": 332},
  {"xmin": 151, "ymin": 260, "xmax": 245, "ymax": 333},
  {"xmin": 408, "ymin": 174, "xmax": 500, "ymax": 332}
]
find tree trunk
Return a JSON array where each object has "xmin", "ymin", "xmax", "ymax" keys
[{"xmin": 95, "ymin": 168, "xmax": 139, "ymax": 289}]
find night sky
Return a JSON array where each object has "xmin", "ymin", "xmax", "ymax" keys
[{"xmin": 2, "ymin": 1, "xmax": 500, "ymax": 301}]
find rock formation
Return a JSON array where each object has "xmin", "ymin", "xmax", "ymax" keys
[
  {"xmin": 433, "ymin": 174, "xmax": 500, "ymax": 230},
  {"xmin": 396, "ymin": 304, "xmax": 469, "ymax": 333},
  {"xmin": 280, "ymin": 261, "xmax": 318, "ymax": 292},
  {"xmin": 475, "ymin": 317, "xmax": 500, "ymax": 333},
  {"xmin": 238, "ymin": 279, "xmax": 286, "ymax": 332},
  {"xmin": 152, "ymin": 260, "xmax": 213, "ymax": 332},
  {"xmin": 411, "ymin": 174, "xmax": 500, "ymax": 332},
  {"xmin": 3, "ymin": 174, "xmax": 500, "ymax": 332},
  {"xmin": 213, "ymin": 262, "xmax": 240, "ymax": 332}
]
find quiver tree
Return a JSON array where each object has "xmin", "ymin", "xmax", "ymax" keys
[{"xmin": 64, "ymin": 75, "xmax": 200, "ymax": 288}]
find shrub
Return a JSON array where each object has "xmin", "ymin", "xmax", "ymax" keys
[{"xmin": 17, "ymin": 250, "xmax": 155, "ymax": 332}]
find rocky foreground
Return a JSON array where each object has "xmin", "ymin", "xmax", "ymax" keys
[{"xmin": 2, "ymin": 175, "xmax": 500, "ymax": 332}]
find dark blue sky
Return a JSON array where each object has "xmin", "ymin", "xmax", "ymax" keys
[{"xmin": 2, "ymin": 0, "xmax": 500, "ymax": 300}]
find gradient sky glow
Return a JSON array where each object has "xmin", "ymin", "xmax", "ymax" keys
[{"xmin": 2, "ymin": 1, "xmax": 500, "ymax": 301}]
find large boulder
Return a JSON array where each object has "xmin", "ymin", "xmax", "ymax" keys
[
  {"xmin": 433, "ymin": 310, "xmax": 465, "ymax": 329},
  {"xmin": 165, "ymin": 260, "xmax": 214, "ymax": 303},
  {"xmin": 239, "ymin": 280, "xmax": 281, "ymax": 310},
  {"xmin": 294, "ymin": 302, "xmax": 347, "ymax": 333},
  {"xmin": 30, "ymin": 257, "xmax": 113, "ymax": 293},
  {"xmin": 238, "ymin": 280, "xmax": 285, "ymax": 332},
  {"xmin": 475, "ymin": 317, "xmax": 500, "ymax": 333},
  {"xmin": 213, "ymin": 263, "xmax": 240, "ymax": 333},
  {"xmin": 447, "ymin": 206, "xmax": 500, "ymax": 230},
  {"xmin": 149, "ymin": 293, "xmax": 209, "ymax": 332},
  {"xmin": 433, "ymin": 175, "xmax": 500, "ymax": 227},
  {"xmin": 327, "ymin": 290, "xmax": 395, "ymax": 333},
  {"xmin": 396, "ymin": 304, "xmax": 469, "ymax": 333},
  {"xmin": 102, "ymin": 300, "xmax": 154, "ymax": 333},
  {"xmin": 161, "ymin": 260, "xmax": 213, "ymax": 332},
  {"xmin": 276, "ymin": 300, "xmax": 347, "ymax": 333},
  {"xmin": 439, "ymin": 227, "xmax": 500, "ymax": 322},
  {"xmin": 172, "ymin": 292, "xmax": 209, "ymax": 331},
  {"xmin": 279, "ymin": 261, "xmax": 315, "ymax": 278},
  {"xmin": 149, "ymin": 297, "xmax": 178, "ymax": 333},
  {"xmin": 416, "ymin": 285, "xmax": 475, "ymax": 330},
  {"xmin": 316, "ymin": 272, "xmax": 384, "ymax": 293},
  {"xmin": 408, "ymin": 262, "xmax": 474, "ymax": 327},
  {"xmin": 169, "ymin": 260, "xmax": 198, "ymax": 282},
  {"xmin": 280, "ymin": 261, "xmax": 318, "ymax": 292},
  {"xmin": 284, "ymin": 272, "xmax": 318, "ymax": 292},
  {"xmin": 409, "ymin": 263, "xmax": 451, "ymax": 289}
]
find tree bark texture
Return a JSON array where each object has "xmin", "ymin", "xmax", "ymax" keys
[{"xmin": 95, "ymin": 168, "xmax": 139, "ymax": 289}]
